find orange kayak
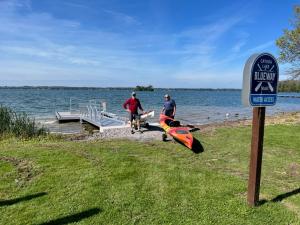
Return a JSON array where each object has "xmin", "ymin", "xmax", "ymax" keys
[{"xmin": 159, "ymin": 114, "xmax": 194, "ymax": 149}]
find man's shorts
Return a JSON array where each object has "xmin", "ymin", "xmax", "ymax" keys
[{"xmin": 129, "ymin": 112, "xmax": 140, "ymax": 122}]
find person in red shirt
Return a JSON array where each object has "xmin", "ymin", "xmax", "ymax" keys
[{"xmin": 123, "ymin": 92, "xmax": 144, "ymax": 134}]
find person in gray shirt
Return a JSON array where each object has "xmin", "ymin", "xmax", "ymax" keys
[{"xmin": 161, "ymin": 94, "xmax": 176, "ymax": 118}]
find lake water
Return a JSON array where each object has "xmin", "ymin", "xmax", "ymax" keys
[{"xmin": 1, "ymin": 88, "xmax": 300, "ymax": 133}]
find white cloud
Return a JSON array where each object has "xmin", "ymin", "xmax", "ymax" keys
[
  {"xmin": 232, "ymin": 40, "xmax": 247, "ymax": 53},
  {"xmin": 0, "ymin": 0, "xmax": 277, "ymax": 88},
  {"xmin": 103, "ymin": 9, "xmax": 140, "ymax": 26},
  {"xmin": 63, "ymin": 1, "xmax": 91, "ymax": 9},
  {"xmin": 243, "ymin": 41, "xmax": 274, "ymax": 55}
]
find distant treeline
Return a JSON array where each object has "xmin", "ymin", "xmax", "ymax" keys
[
  {"xmin": 0, "ymin": 86, "xmax": 241, "ymax": 91},
  {"xmin": 0, "ymin": 86, "xmax": 133, "ymax": 90},
  {"xmin": 278, "ymin": 80, "xmax": 300, "ymax": 92}
]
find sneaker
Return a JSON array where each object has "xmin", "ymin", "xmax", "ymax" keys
[{"xmin": 131, "ymin": 130, "xmax": 135, "ymax": 134}]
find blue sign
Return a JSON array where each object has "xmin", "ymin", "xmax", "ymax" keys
[{"xmin": 249, "ymin": 53, "xmax": 279, "ymax": 106}]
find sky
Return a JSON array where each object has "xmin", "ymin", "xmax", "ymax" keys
[{"xmin": 0, "ymin": 0, "xmax": 298, "ymax": 88}]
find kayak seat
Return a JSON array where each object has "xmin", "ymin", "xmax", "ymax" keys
[
  {"xmin": 170, "ymin": 121, "xmax": 180, "ymax": 127},
  {"xmin": 165, "ymin": 119, "xmax": 180, "ymax": 127}
]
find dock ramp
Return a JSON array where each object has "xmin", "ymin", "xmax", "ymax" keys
[{"xmin": 55, "ymin": 99, "xmax": 128, "ymax": 132}]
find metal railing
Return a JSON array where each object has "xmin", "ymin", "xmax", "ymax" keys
[
  {"xmin": 80, "ymin": 101, "xmax": 127, "ymax": 126},
  {"xmin": 56, "ymin": 98, "xmax": 128, "ymax": 127}
]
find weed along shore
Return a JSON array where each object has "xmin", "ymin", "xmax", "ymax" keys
[{"xmin": 0, "ymin": 111, "xmax": 299, "ymax": 224}]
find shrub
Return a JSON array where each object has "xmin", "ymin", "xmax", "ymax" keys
[
  {"xmin": 0, "ymin": 106, "xmax": 48, "ymax": 138},
  {"xmin": 0, "ymin": 106, "xmax": 12, "ymax": 134}
]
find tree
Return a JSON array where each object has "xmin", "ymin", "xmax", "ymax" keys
[{"xmin": 276, "ymin": 6, "xmax": 300, "ymax": 79}]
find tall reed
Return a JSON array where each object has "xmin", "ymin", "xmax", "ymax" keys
[{"xmin": 0, "ymin": 106, "xmax": 48, "ymax": 138}]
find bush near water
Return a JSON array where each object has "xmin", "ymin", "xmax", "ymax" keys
[
  {"xmin": 278, "ymin": 80, "xmax": 300, "ymax": 92},
  {"xmin": 0, "ymin": 106, "xmax": 48, "ymax": 138}
]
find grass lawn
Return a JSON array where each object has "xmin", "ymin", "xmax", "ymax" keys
[{"xmin": 0, "ymin": 124, "xmax": 299, "ymax": 224}]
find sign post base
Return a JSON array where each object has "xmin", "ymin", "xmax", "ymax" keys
[{"xmin": 247, "ymin": 107, "xmax": 266, "ymax": 206}]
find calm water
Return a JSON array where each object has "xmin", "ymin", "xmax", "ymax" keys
[{"xmin": 1, "ymin": 88, "xmax": 300, "ymax": 133}]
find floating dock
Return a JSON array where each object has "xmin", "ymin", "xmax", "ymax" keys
[
  {"xmin": 55, "ymin": 111, "xmax": 127, "ymax": 130},
  {"xmin": 55, "ymin": 111, "xmax": 80, "ymax": 122},
  {"xmin": 55, "ymin": 99, "xmax": 154, "ymax": 132}
]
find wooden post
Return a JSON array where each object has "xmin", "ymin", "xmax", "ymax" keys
[{"xmin": 247, "ymin": 107, "xmax": 266, "ymax": 206}]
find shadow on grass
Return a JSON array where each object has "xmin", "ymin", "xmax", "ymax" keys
[
  {"xmin": 188, "ymin": 127, "xmax": 200, "ymax": 133},
  {"xmin": 259, "ymin": 187, "xmax": 300, "ymax": 205},
  {"xmin": 0, "ymin": 192, "xmax": 47, "ymax": 206},
  {"xmin": 191, "ymin": 138, "xmax": 204, "ymax": 154},
  {"xmin": 174, "ymin": 137, "xmax": 204, "ymax": 154},
  {"xmin": 37, "ymin": 207, "xmax": 101, "ymax": 225}
]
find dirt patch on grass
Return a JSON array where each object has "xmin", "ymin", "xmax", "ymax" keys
[
  {"xmin": 0, "ymin": 156, "xmax": 39, "ymax": 187},
  {"xmin": 288, "ymin": 163, "xmax": 300, "ymax": 178},
  {"xmin": 284, "ymin": 202, "xmax": 300, "ymax": 218},
  {"xmin": 71, "ymin": 149, "xmax": 102, "ymax": 165},
  {"xmin": 37, "ymin": 143, "xmax": 64, "ymax": 149},
  {"xmin": 36, "ymin": 142, "xmax": 102, "ymax": 164}
]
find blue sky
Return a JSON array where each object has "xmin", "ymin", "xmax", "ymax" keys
[{"xmin": 0, "ymin": 0, "xmax": 297, "ymax": 88}]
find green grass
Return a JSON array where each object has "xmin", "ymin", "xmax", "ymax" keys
[{"xmin": 0, "ymin": 124, "xmax": 299, "ymax": 224}]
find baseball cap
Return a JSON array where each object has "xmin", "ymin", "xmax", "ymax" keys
[
  {"xmin": 164, "ymin": 94, "xmax": 169, "ymax": 98},
  {"xmin": 132, "ymin": 92, "xmax": 136, "ymax": 96}
]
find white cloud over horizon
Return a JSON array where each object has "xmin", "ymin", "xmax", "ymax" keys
[{"xmin": 0, "ymin": 0, "xmax": 284, "ymax": 88}]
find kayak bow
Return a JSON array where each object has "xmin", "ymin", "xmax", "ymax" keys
[{"xmin": 159, "ymin": 114, "xmax": 194, "ymax": 149}]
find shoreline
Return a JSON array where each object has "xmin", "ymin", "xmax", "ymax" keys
[
  {"xmin": 0, "ymin": 86, "xmax": 241, "ymax": 91},
  {"xmin": 197, "ymin": 111, "xmax": 300, "ymax": 131},
  {"xmin": 64, "ymin": 111, "xmax": 300, "ymax": 141}
]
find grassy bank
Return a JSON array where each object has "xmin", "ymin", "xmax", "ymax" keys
[{"xmin": 0, "ymin": 124, "xmax": 299, "ymax": 224}]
